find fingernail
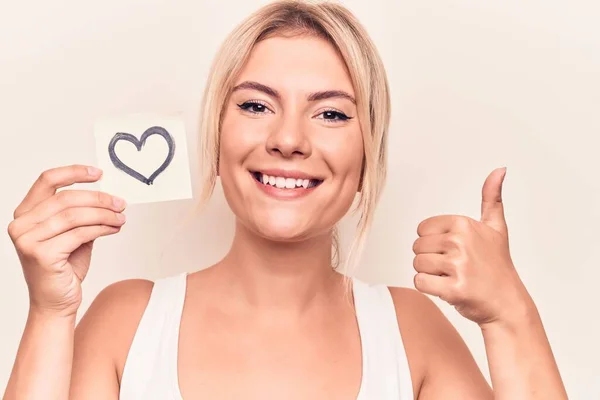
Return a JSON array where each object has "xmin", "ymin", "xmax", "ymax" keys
[
  {"xmin": 88, "ymin": 166, "xmax": 102, "ymax": 176},
  {"xmin": 116, "ymin": 213, "xmax": 127, "ymax": 222},
  {"xmin": 113, "ymin": 196, "xmax": 126, "ymax": 208}
]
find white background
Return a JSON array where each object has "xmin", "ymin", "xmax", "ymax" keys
[{"xmin": 1, "ymin": 0, "xmax": 598, "ymax": 397}]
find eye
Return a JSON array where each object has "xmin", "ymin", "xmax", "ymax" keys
[
  {"xmin": 315, "ymin": 109, "xmax": 353, "ymax": 123},
  {"xmin": 237, "ymin": 101, "xmax": 272, "ymax": 114}
]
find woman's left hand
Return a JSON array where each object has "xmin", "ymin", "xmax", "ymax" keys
[{"xmin": 411, "ymin": 167, "xmax": 534, "ymax": 327}]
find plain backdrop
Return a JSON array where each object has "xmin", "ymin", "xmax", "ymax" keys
[{"xmin": 1, "ymin": 0, "xmax": 598, "ymax": 397}]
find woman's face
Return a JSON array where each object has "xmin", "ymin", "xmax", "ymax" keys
[{"xmin": 219, "ymin": 34, "xmax": 364, "ymax": 242}]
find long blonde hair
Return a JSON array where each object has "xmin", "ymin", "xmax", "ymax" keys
[{"xmin": 196, "ymin": 0, "xmax": 391, "ymax": 278}]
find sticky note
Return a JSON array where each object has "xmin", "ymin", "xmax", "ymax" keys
[{"xmin": 93, "ymin": 113, "xmax": 193, "ymax": 204}]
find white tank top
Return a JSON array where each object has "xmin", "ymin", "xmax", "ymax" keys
[{"xmin": 119, "ymin": 272, "xmax": 414, "ymax": 400}]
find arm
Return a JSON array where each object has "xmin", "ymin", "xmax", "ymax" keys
[
  {"xmin": 480, "ymin": 299, "xmax": 568, "ymax": 400},
  {"xmin": 390, "ymin": 288, "xmax": 494, "ymax": 400},
  {"xmin": 3, "ymin": 164, "xmax": 128, "ymax": 400},
  {"xmin": 3, "ymin": 310, "xmax": 76, "ymax": 400},
  {"xmin": 3, "ymin": 278, "xmax": 152, "ymax": 399},
  {"xmin": 69, "ymin": 279, "xmax": 153, "ymax": 398},
  {"xmin": 410, "ymin": 168, "xmax": 567, "ymax": 399},
  {"xmin": 3, "ymin": 281, "xmax": 134, "ymax": 400}
]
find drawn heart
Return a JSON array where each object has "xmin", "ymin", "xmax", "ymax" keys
[{"xmin": 108, "ymin": 126, "xmax": 176, "ymax": 185}]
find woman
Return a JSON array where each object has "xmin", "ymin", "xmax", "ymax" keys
[{"xmin": 4, "ymin": 1, "xmax": 567, "ymax": 399}]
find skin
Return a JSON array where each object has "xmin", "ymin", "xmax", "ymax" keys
[{"xmin": 4, "ymin": 33, "xmax": 567, "ymax": 400}]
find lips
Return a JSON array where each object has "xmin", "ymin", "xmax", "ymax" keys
[{"xmin": 250, "ymin": 171, "xmax": 323, "ymax": 189}]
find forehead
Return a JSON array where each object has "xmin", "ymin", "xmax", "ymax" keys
[{"xmin": 235, "ymin": 35, "xmax": 355, "ymax": 96}]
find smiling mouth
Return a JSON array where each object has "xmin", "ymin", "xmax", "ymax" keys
[{"xmin": 250, "ymin": 171, "xmax": 323, "ymax": 189}]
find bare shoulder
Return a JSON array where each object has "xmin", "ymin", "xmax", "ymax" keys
[
  {"xmin": 70, "ymin": 278, "xmax": 154, "ymax": 397},
  {"xmin": 387, "ymin": 287, "xmax": 493, "ymax": 400},
  {"xmin": 385, "ymin": 287, "xmax": 431, "ymax": 398},
  {"xmin": 75, "ymin": 278, "xmax": 155, "ymax": 354}
]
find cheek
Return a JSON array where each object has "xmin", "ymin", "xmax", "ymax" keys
[
  {"xmin": 319, "ymin": 126, "xmax": 364, "ymax": 184},
  {"xmin": 219, "ymin": 117, "xmax": 243, "ymax": 163},
  {"xmin": 218, "ymin": 117, "xmax": 248, "ymax": 205},
  {"xmin": 219, "ymin": 115, "xmax": 263, "ymax": 173},
  {"xmin": 310, "ymin": 126, "xmax": 364, "ymax": 224},
  {"xmin": 218, "ymin": 114, "xmax": 272, "ymax": 219}
]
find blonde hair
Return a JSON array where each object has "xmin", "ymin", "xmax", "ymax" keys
[{"xmin": 196, "ymin": 0, "xmax": 391, "ymax": 279}]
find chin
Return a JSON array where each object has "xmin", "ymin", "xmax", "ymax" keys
[{"xmin": 249, "ymin": 212, "xmax": 318, "ymax": 243}]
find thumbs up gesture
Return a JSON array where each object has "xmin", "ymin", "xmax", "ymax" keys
[{"xmin": 412, "ymin": 167, "xmax": 533, "ymax": 327}]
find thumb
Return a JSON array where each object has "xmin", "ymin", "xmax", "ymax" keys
[{"xmin": 480, "ymin": 167, "xmax": 508, "ymax": 235}]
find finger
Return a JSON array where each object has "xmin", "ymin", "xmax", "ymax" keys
[
  {"xmin": 417, "ymin": 215, "xmax": 455, "ymax": 237},
  {"xmin": 412, "ymin": 233, "xmax": 456, "ymax": 255},
  {"xmin": 413, "ymin": 254, "xmax": 451, "ymax": 276},
  {"xmin": 13, "ymin": 165, "xmax": 103, "ymax": 219},
  {"xmin": 413, "ymin": 273, "xmax": 448, "ymax": 298},
  {"xmin": 11, "ymin": 190, "xmax": 126, "ymax": 239},
  {"xmin": 43, "ymin": 225, "xmax": 121, "ymax": 256},
  {"xmin": 480, "ymin": 167, "xmax": 508, "ymax": 235},
  {"xmin": 28, "ymin": 207, "xmax": 126, "ymax": 242}
]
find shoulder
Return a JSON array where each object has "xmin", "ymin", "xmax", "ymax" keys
[
  {"xmin": 385, "ymin": 287, "xmax": 437, "ymax": 397},
  {"xmin": 387, "ymin": 286, "xmax": 451, "ymax": 336},
  {"xmin": 77, "ymin": 278, "xmax": 155, "ymax": 339},
  {"xmin": 386, "ymin": 286, "xmax": 493, "ymax": 399},
  {"xmin": 387, "ymin": 286, "xmax": 435, "ymax": 314},
  {"xmin": 87, "ymin": 278, "xmax": 155, "ymax": 311},
  {"xmin": 73, "ymin": 278, "xmax": 156, "ymax": 383},
  {"xmin": 387, "ymin": 285, "xmax": 469, "ymax": 353},
  {"xmin": 386, "ymin": 287, "xmax": 460, "ymax": 363}
]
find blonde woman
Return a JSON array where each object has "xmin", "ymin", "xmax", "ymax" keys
[{"xmin": 5, "ymin": 1, "xmax": 567, "ymax": 399}]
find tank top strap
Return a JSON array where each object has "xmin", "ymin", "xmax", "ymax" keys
[
  {"xmin": 352, "ymin": 277, "xmax": 414, "ymax": 400},
  {"xmin": 119, "ymin": 272, "xmax": 188, "ymax": 400}
]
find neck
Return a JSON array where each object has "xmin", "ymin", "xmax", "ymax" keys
[{"xmin": 215, "ymin": 219, "xmax": 342, "ymax": 315}]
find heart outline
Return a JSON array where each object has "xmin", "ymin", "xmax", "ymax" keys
[{"xmin": 108, "ymin": 126, "xmax": 176, "ymax": 185}]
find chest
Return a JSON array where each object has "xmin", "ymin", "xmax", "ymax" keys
[
  {"xmin": 115, "ymin": 277, "xmax": 421, "ymax": 400},
  {"xmin": 176, "ymin": 308, "xmax": 364, "ymax": 400}
]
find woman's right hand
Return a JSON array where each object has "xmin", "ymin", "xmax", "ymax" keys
[{"xmin": 7, "ymin": 164, "xmax": 127, "ymax": 317}]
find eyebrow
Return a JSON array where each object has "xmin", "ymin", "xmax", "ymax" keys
[{"xmin": 231, "ymin": 80, "xmax": 356, "ymax": 105}]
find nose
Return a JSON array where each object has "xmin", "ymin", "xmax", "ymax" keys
[{"xmin": 265, "ymin": 114, "xmax": 312, "ymax": 159}]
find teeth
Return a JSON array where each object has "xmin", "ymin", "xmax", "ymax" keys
[
  {"xmin": 256, "ymin": 173, "xmax": 319, "ymax": 189},
  {"xmin": 275, "ymin": 177, "xmax": 286, "ymax": 188}
]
